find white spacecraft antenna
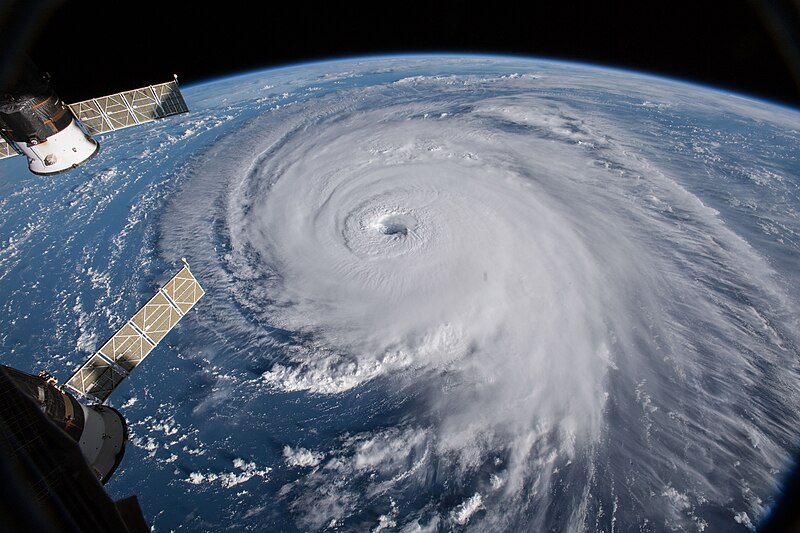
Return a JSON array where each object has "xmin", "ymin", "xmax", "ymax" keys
[{"xmin": 64, "ymin": 264, "xmax": 204, "ymax": 404}]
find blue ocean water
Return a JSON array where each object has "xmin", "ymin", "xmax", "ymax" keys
[{"xmin": 0, "ymin": 56, "xmax": 799, "ymax": 531}]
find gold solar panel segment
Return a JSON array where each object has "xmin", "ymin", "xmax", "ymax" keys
[
  {"xmin": 68, "ymin": 100, "xmax": 111, "ymax": 135},
  {"xmin": 97, "ymin": 322, "xmax": 155, "ymax": 373},
  {"xmin": 98, "ymin": 93, "xmax": 138, "ymax": 130},
  {"xmin": 65, "ymin": 353, "xmax": 127, "ymax": 403},
  {"xmin": 130, "ymin": 291, "xmax": 183, "ymax": 345},
  {"xmin": 122, "ymin": 88, "xmax": 160, "ymax": 123},
  {"xmin": 162, "ymin": 266, "xmax": 205, "ymax": 314}
]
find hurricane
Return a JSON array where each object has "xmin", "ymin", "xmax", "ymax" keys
[
  {"xmin": 2, "ymin": 56, "xmax": 799, "ymax": 531},
  {"xmin": 152, "ymin": 60, "xmax": 800, "ymax": 531}
]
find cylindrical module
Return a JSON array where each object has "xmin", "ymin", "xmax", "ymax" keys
[
  {"xmin": 77, "ymin": 403, "xmax": 128, "ymax": 482},
  {"xmin": 0, "ymin": 61, "xmax": 98, "ymax": 175},
  {"xmin": 1, "ymin": 365, "xmax": 127, "ymax": 483}
]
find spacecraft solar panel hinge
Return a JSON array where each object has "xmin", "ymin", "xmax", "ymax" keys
[
  {"xmin": 68, "ymin": 79, "xmax": 189, "ymax": 135},
  {"xmin": 65, "ymin": 265, "xmax": 204, "ymax": 403}
]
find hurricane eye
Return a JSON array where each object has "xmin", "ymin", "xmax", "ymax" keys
[
  {"xmin": 373, "ymin": 214, "xmax": 416, "ymax": 237},
  {"xmin": 381, "ymin": 222, "xmax": 407, "ymax": 235}
]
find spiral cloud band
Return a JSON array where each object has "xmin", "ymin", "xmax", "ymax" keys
[{"xmin": 159, "ymin": 60, "xmax": 800, "ymax": 530}]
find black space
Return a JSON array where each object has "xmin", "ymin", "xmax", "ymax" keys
[{"xmin": 2, "ymin": 1, "xmax": 800, "ymax": 107}]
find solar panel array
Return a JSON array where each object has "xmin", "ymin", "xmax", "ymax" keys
[
  {"xmin": 65, "ymin": 265, "xmax": 204, "ymax": 403},
  {"xmin": 68, "ymin": 80, "xmax": 189, "ymax": 135},
  {"xmin": 0, "ymin": 79, "xmax": 189, "ymax": 159}
]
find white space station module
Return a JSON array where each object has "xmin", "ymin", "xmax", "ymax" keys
[
  {"xmin": 3, "ymin": 264, "xmax": 204, "ymax": 484},
  {"xmin": 0, "ymin": 60, "xmax": 188, "ymax": 175}
]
